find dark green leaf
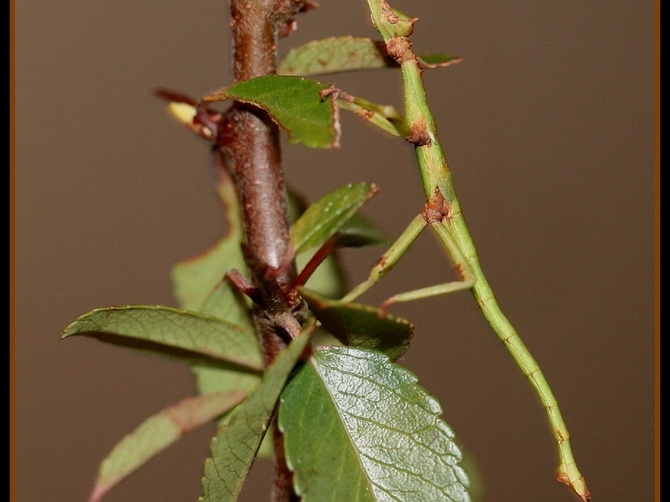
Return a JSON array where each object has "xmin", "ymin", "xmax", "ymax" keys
[
  {"xmin": 279, "ymin": 347, "xmax": 472, "ymax": 502},
  {"xmin": 291, "ymin": 182, "xmax": 379, "ymax": 257},
  {"xmin": 290, "ymin": 189, "xmax": 347, "ymax": 300},
  {"xmin": 299, "ymin": 288, "xmax": 413, "ymax": 360},
  {"xmin": 201, "ymin": 75, "xmax": 339, "ymax": 148}
]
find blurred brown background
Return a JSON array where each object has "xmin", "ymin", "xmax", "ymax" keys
[{"xmin": 14, "ymin": 1, "xmax": 656, "ymax": 501}]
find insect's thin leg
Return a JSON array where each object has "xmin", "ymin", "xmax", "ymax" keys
[
  {"xmin": 377, "ymin": 220, "xmax": 475, "ymax": 314},
  {"xmin": 340, "ymin": 213, "xmax": 427, "ymax": 304}
]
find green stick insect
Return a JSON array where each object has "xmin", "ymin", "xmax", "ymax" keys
[{"xmin": 345, "ymin": 2, "xmax": 589, "ymax": 500}]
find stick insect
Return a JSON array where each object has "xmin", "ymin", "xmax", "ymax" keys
[{"xmin": 335, "ymin": 2, "xmax": 591, "ymax": 500}]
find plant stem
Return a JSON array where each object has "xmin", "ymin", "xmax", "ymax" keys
[
  {"xmin": 220, "ymin": 0, "xmax": 293, "ymax": 360},
  {"xmin": 215, "ymin": 1, "xmax": 311, "ymax": 500}
]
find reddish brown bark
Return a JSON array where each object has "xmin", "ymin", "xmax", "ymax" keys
[{"xmin": 214, "ymin": 2, "xmax": 312, "ymax": 500}]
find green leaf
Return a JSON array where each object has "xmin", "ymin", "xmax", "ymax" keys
[
  {"xmin": 279, "ymin": 36, "xmax": 461, "ymax": 76},
  {"xmin": 188, "ymin": 367, "xmax": 268, "ymax": 456},
  {"xmin": 61, "ymin": 305, "xmax": 263, "ymax": 372},
  {"xmin": 279, "ymin": 347, "xmax": 471, "ymax": 502},
  {"xmin": 290, "ymin": 184, "xmax": 387, "ymax": 302},
  {"xmin": 89, "ymin": 391, "xmax": 246, "ymax": 502},
  {"xmin": 201, "ymin": 75, "xmax": 339, "ymax": 148},
  {"xmin": 288, "ymin": 189, "xmax": 346, "ymax": 299},
  {"xmin": 279, "ymin": 37, "xmax": 393, "ymax": 76},
  {"xmin": 299, "ymin": 288, "xmax": 413, "ymax": 361},
  {"xmin": 291, "ymin": 182, "xmax": 379, "ymax": 258},
  {"xmin": 199, "ymin": 330, "xmax": 312, "ymax": 502}
]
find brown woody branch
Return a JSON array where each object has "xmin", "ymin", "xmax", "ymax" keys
[{"xmin": 214, "ymin": 1, "xmax": 313, "ymax": 500}]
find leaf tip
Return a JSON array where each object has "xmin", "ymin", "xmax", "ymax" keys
[
  {"xmin": 87, "ymin": 482, "xmax": 108, "ymax": 502},
  {"xmin": 59, "ymin": 319, "xmax": 79, "ymax": 340}
]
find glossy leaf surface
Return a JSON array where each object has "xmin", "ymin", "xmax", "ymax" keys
[{"xmin": 279, "ymin": 347, "xmax": 471, "ymax": 502}]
